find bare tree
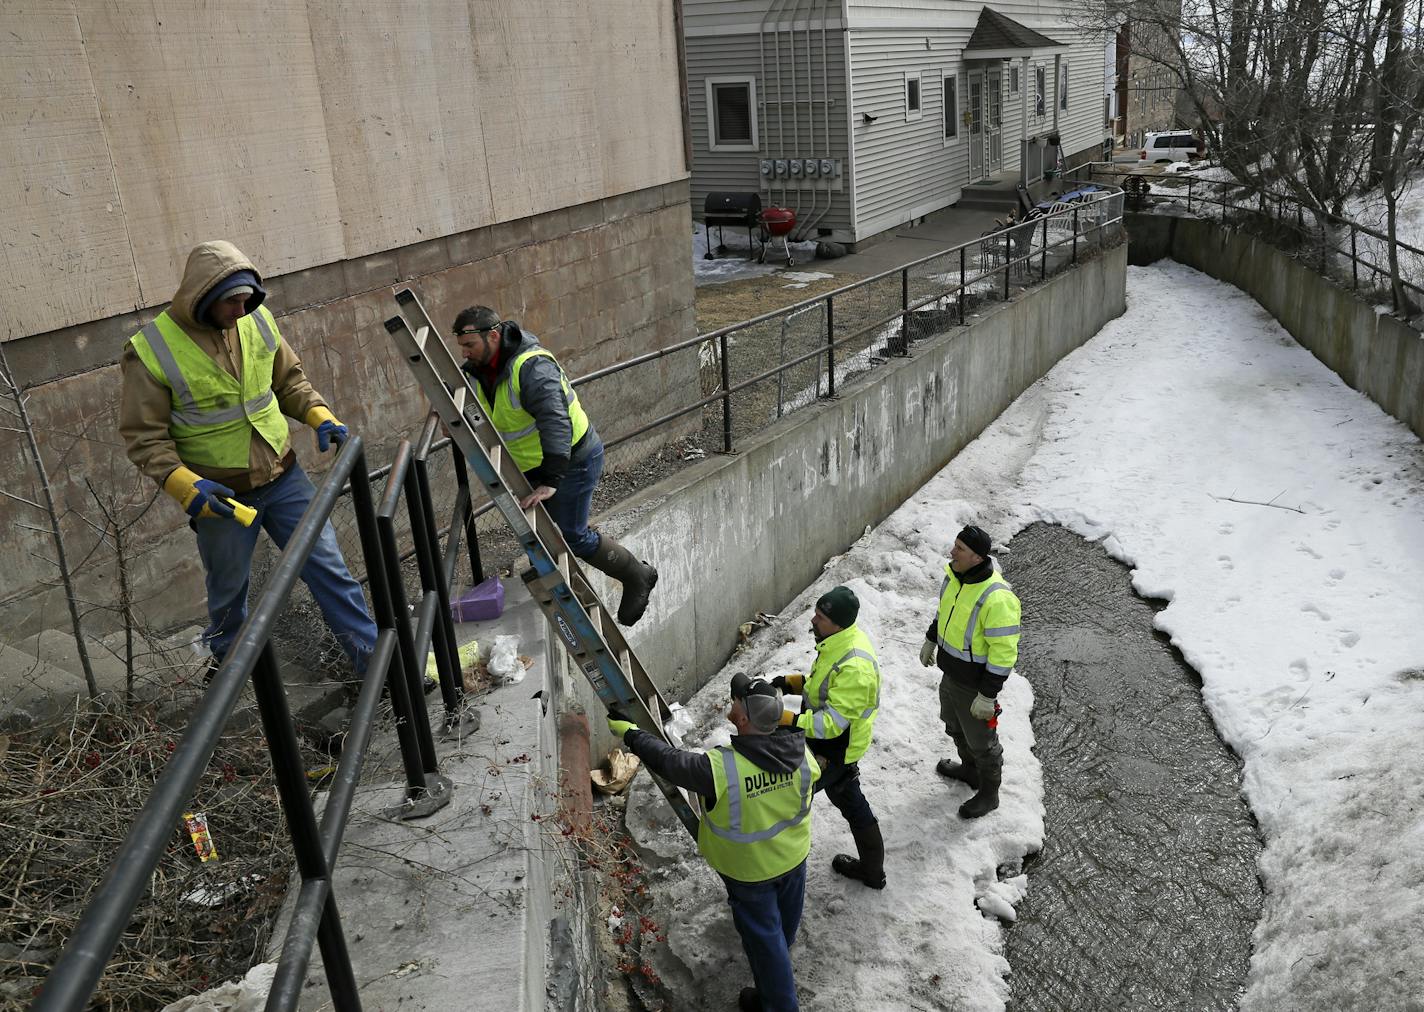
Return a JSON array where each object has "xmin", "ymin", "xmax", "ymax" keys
[{"xmin": 0, "ymin": 344, "xmax": 98, "ymax": 697}]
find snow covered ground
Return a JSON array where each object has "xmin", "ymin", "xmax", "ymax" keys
[
  {"xmin": 627, "ymin": 261, "xmax": 1424, "ymax": 1010},
  {"xmin": 692, "ymin": 221, "xmax": 821, "ymax": 286}
]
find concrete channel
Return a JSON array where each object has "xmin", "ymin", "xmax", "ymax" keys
[{"xmin": 1003, "ymin": 523, "xmax": 1263, "ymax": 1011}]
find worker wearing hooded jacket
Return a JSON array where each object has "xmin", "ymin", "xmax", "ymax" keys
[
  {"xmin": 771, "ymin": 586, "xmax": 885, "ymax": 889},
  {"xmin": 120, "ymin": 241, "xmax": 377, "ymax": 676},
  {"xmin": 453, "ymin": 305, "xmax": 657, "ymax": 626},
  {"xmin": 920, "ymin": 524, "xmax": 1021, "ymax": 819},
  {"xmin": 609, "ymin": 674, "xmax": 819, "ymax": 1012}
]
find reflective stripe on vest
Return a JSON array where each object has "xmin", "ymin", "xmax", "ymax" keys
[
  {"xmin": 473, "ymin": 346, "xmax": 589, "ymax": 471},
  {"xmin": 129, "ymin": 307, "xmax": 289, "ymax": 470},
  {"xmin": 811, "ymin": 647, "xmax": 880, "ymax": 737},
  {"xmin": 697, "ymin": 744, "xmax": 815, "ymax": 882}
]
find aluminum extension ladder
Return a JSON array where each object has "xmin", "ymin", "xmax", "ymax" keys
[{"xmin": 385, "ymin": 288, "xmax": 699, "ymax": 838}]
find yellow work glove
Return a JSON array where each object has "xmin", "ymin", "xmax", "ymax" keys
[
  {"xmin": 770, "ymin": 674, "xmax": 805, "ymax": 694},
  {"xmin": 305, "ymin": 406, "xmax": 348, "ymax": 453},
  {"xmin": 778, "ymin": 709, "xmax": 796, "ymax": 727},
  {"xmin": 163, "ymin": 466, "xmax": 255, "ymax": 525}
]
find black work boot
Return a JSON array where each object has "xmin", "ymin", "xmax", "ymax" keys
[
  {"xmin": 586, "ymin": 534, "xmax": 659, "ymax": 626},
  {"xmin": 737, "ymin": 986, "xmax": 762, "ymax": 1011},
  {"xmin": 831, "ymin": 821, "xmax": 886, "ymax": 889},
  {"xmin": 958, "ymin": 755, "xmax": 1002, "ymax": 819},
  {"xmin": 935, "ymin": 757, "xmax": 979, "ymax": 789}
]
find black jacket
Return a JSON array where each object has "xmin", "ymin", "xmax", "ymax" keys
[{"xmin": 622, "ymin": 726, "xmax": 809, "ymax": 811}]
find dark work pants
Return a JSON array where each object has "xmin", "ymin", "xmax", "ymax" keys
[
  {"xmin": 937, "ymin": 675, "xmax": 1003, "ymax": 768},
  {"xmin": 722, "ymin": 860, "xmax": 806, "ymax": 1012},
  {"xmin": 815, "ymin": 758, "xmax": 877, "ymax": 831}
]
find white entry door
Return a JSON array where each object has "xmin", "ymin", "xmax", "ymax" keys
[
  {"xmin": 987, "ymin": 69, "xmax": 1003, "ymax": 174},
  {"xmin": 969, "ymin": 71, "xmax": 985, "ymax": 182}
]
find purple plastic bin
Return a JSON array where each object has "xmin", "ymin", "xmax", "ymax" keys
[{"xmin": 451, "ymin": 577, "xmax": 505, "ymax": 622}]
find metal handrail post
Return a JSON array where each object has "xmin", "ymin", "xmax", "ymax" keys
[
  {"xmin": 348, "ymin": 459, "xmax": 430, "ymax": 796},
  {"xmin": 899, "ymin": 268, "xmax": 910, "ymax": 354},
  {"xmin": 720, "ymin": 332, "xmax": 733, "ymax": 452},
  {"xmin": 376, "ymin": 444, "xmax": 440, "ymax": 780},
  {"xmin": 407, "ymin": 451, "xmax": 464, "ymax": 716},
  {"xmin": 825, "ymin": 296, "xmax": 836, "ymax": 397},
  {"xmin": 1040, "ymin": 216, "xmax": 1049, "ymax": 280},
  {"xmin": 1187, "ymin": 177, "xmax": 1193, "ymax": 213},
  {"xmin": 1072, "ymin": 208, "xmax": 1079, "ymax": 264},
  {"xmin": 959, "ymin": 246, "xmax": 966, "ymax": 324},
  {"xmin": 448, "ymin": 443, "xmax": 484, "ymax": 586},
  {"xmin": 252, "ymin": 640, "xmax": 362, "ymax": 1011},
  {"xmin": 1352, "ymin": 227, "xmax": 1359, "ymax": 290}
]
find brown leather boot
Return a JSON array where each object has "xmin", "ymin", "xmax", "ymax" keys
[{"xmin": 585, "ymin": 534, "xmax": 658, "ymax": 625}]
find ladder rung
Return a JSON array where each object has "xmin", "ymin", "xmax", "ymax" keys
[
  {"xmin": 452, "ymin": 385, "xmax": 466, "ymax": 415},
  {"xmin": 489, "ymin": 445, "xmax": 501, "ymax": 474},
  {"xmin": 412, "ymin": 325, "xmax": 431, "ymax": 356},
  {"xmin": 556, "ymin": 551, "xmax": 570, "ymax": 581}
]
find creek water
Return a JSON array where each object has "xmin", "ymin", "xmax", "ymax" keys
[{"xmin": 1003, "ymin": 523, "xmax": 1263, "ymax": 1011}]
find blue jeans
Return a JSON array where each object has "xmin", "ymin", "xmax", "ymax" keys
[
  {"xmin": 541, "ymin": 441, "xmax": 604, "ymax": 559},
  {"xmin": 816, "ymin": 760, "xmax": 877, "ymax": 831},
  {"xmin": 193, "ymin": 462, "xmax": 377, "ymax": 673},
  {"xmin": 722, "ymin": 861, "xmax": 806, "ymax": 1012}
]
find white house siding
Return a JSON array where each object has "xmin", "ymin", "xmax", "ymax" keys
[
  {"xmin": 684, "ymin": 5, "xmax": 854, "ymax": 239},
  {"xmin": 847, "ymin": 0, "xmax": 1108, "ymax": 240}
]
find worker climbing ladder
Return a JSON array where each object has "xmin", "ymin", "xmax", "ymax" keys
[{"xmin": 384, "ymin": 289, "xmax": 700, "ymax": 838}]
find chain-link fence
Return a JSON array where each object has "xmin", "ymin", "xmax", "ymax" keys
[{"xmin": 1078, "ymin": 163, "xmax": 1424, "ymax": 312}]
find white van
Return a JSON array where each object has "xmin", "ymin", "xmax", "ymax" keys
[{"xmin": 1139, "ymin": 131, "xmax": 1204, "ymax": 164}]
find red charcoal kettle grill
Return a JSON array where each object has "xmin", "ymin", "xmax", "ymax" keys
[{"xmin": 758, "ymin": 207, "xmax": 797, "ymax": 266}]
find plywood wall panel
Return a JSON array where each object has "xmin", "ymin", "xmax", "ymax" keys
[
  {"xmin": 0, "ymin": 4, "xmax": 140, "ymax": 338},
  {"xmin": 78, "ymin": 0, "xmax": 345, "ymax": 299}
]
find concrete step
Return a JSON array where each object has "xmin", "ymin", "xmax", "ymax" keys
[{"xmin": 0, "ymin": 642, "xmax": 88, "ymax": 723}]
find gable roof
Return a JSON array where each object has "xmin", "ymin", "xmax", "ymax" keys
[{"xmin": 964, "ymin": 7, "xmax": 1066, "ymax": 54}]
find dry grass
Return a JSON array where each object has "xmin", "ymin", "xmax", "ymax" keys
[
  {"xmin": 694, "ymin": 270, "xmax": 861, "ymax": 334},
  {"xmin": 0, "ymin": 699, "xmax": 305, "ymax": 1009}
]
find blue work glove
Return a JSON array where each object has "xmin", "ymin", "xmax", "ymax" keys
[
  {"xmin": 165, "ymin": 466, "xmax": 237, "ymax": 520},
  {"xmin": 606, "ymin": 707, "xmax": 640, "ymax": 739},
  {"xmin": 316, "ymin": 419, "xmax": 348, "ymax": 452},
  {"xmin": 970, "ymin": 693, "xmax": 998, "ymax": 721}
]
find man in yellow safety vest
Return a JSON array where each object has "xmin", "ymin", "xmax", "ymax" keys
[
  {"xmin": 771, "ymin": 585, "xmax": 885, "ymax": 889},
  {"xmin": 608, "ymin": 673, "xmax": 819, "ymax": 1011},
  {"xmin": 920, "ymin": 524, "xmax": 1022, "ymax": 819},
  {"xmin": 120, "ymin": 241, "xmax": 376, "ymax": 679},
  {"xmin": 453, "ymin": 305, "xmax": 657, "ymax": 626}
]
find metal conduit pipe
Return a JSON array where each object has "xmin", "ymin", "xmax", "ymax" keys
[
  {"xmin": 771, "ymin": 0, "xmax": 789, "ymax": 209},
  {"xmin": 800, "ymin": 0, "xmax": 838, "ymax": 239},
  {"xmin": 794, "ymin": 0, "xmax": 819, "ymax": 238}
]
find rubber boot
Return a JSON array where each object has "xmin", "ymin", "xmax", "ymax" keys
[
  {"xmin": 935, "ymin": 757, "xmax": 979, "ymax": 789},
  {"xmin": 831, "ymin": 821, "xmax": 886, "ymax": 889},
  {"xmin": 585, "ymin": 534, "xmax": 659, "ymax": 626},
  {"xmin": 737, "ymin": 986, "xmax": 762, "ymax": 1012},
  {"xmin": 958, "ymin": 755, "xmax": 1001, "ymax": 819}
]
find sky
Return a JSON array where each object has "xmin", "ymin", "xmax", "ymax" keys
[{"xmin": 623, "ymin": 260, "xmax": 1424, "ymax": 1011}]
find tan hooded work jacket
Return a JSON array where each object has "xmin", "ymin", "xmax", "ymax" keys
[{"xmin": 119, "ymin": 241, "xmax": 328, "ymax": 493}]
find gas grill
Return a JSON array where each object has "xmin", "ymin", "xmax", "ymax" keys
[{"xmin": 702, "ymin": 191, "xmax": 763, "ymax": 260}]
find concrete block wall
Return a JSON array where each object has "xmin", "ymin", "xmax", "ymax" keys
[
  {"xmin": 1129, "ymin": 213, "xmax": 1424, "ymax": 442},
  {"xmin": 0, "ymin": 183, "xmax": 697, "ymax": 647},
  {"xmin": 574, "ymin": 244, "xmax": 1129, "ymax": 746}
]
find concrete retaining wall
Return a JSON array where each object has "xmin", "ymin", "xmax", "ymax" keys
[
  {"xmin": 577, "ymin": 243, "xmax": 1129, "ymax": 741},
  {"xmin": 1129, "ymin": 212, "xmax": 1424, "ymax": 441}
]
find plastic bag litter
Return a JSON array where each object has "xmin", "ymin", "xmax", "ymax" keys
[
  {"xmin": 487, "ymin": 634, "xmax": 523, "ymax": 684},
  {"xmin": 591, "ymin": 747, "xmax": 641, "ymax": 795},
  {"xmin": 159, "ymin": 962, "xmax": 276, "ymax": 1012},
  {"xmin": 664, "ymin": 701, "xmax": 694, "ymax": 742}
]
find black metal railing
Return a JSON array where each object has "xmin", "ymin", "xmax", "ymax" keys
[
  {"xmin": 1070, "ymin": 162, "xmax": 1424, "ymax": 311},
  {"xmin": 569, "ymin": 186, "xmax": 1126, "ymax": 457},
  {"xmin": 34, "ymin": 430, "xmax": 471, "ymax": 1011}
]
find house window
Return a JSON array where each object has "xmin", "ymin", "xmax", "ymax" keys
[
  {"xmin": 1034, "ymin": 67, "xmax": 1046, "ymax": 117},
  {"xmin": 705, "ymin": 77, "xmax": 758, "ymax": 152},
  {"xmin": 905, "ymin": 72, "xmax": 922, "ymax": 120},
  {"xmin": 1059, "ymin": 62, "xmax": 1069, "ymax": 111},
  {"xmin": 943, "ymin": 74, "xmax": 959, "ymax": 140},
  {"xmin": 1009, "ymin": 66, "xmax": 1020, "ymax": 95}
]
